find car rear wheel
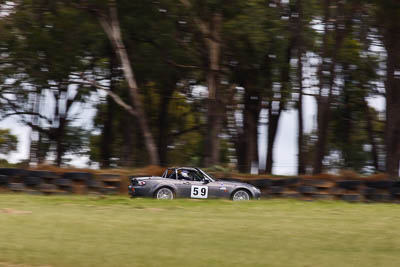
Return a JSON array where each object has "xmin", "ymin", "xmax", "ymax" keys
[
  {"xmin": 232, "ymin": 190, "xmax": 250, "ymax": 201},
  {"xmin": 155, "ymin": 187, "xmax": 174, "ymax": 200}
]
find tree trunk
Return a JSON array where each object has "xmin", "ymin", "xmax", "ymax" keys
[
  {"xmin": 36, "ymin": 132, "xmax": 46, "ymax": 164},
  {"xmin": 364, "ymin": 100, "xmax": 379, "ymax": 172},
  {"xmin": 313, "ymin": 0, "xmax": 331, "ymax": 174},
  {"xmin": 157, "ymin": 88, "xmax": 173, "ymax": 166},
  {"xmin": 383, "ymin": 17, "xmax": 400, "ymax": 178},
  {"xmin": 100, "ymin": 50, "xmax": 117, "ymax": 168},
  {"xmin": 239, "ymin": 87, "xmax": 260, "ymax": 173},
  {"xmin": 295, "ymin": 0, "xmax": 305, "ymax": 175},
  {"xmin": 265, "ymin": 105, "xmax": 281, "ymax": 174},
  {"xmin": 265, "ymin": 15, "xmax": 295, "ymax": 174},
  {"xmin": 297, "ymin": 55, "xmax": 305, "ymax": 175},
  {"xmin": 313, "ymin": 0, "xmax": 355, "ymax": 174},
  {"xmin": 235, "ymin": 137, "xmax": 246, "ymax": 173},
  {"xmin": 55, "ymin": 117, "xmax": 66, "ymax": 167},
  {"xmin": 203, "ymin": 12, "xmax": 223, "ymax": 167},
  {"xmin": 203, "ymin": 98, "xmax": 223, "ymax": 167},
  {"xmin": 98, "ymin": 2, "xmax": 160, "ymax": 165},
  {"xmin": 177, "ymin": 2, "xmax": 225, "ymax": 167},
  {"xmin": 120, "ymin": 114, "xmax": 135, "ymax": 167},
  {"xmin": 342, "ymin": 75, "xmax": 353, "ymax": 168},
  {"xmin": 100, "ymin": 92, "xmax": 114, "ymax": 168},
  {"xmin": 29, "ymin": 91, "xmax": 42, "ymax": 165}
]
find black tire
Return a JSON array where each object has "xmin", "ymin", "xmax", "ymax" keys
[
  {"xmin": 390, "ymin": 187, "xmax": 400, "ymax": 196},
  {"xmin": 311, "ymin": 193, "xmax": 333, "ymax": 200},
  {"xmin": 23, "ymin": 176, "xmax": 42, "ymax": 187},
  {"xmin": 367, "ymin": 193, "xmax": 392, "ymax": 202},
  {"xmin": 284, "ymin": 177, "xmax": 302, "ymax": 187},
  {"xmin": 364, "ymin": 180, "xmax": 394, "ymax": 190},
  {"xmin": 87, "ymin": 179, "xmax": 102, "ymax": 188},
  {"xmin": 100, "ymin": 187, "xmax": 119, "ymax": 195},
  {"xmin": 340, "ymin": 194, "xmax": 362, "ymax": 202},
  {"xmin": 271, "ymin": 179, "xmax": 287, "ymax": 187},
  {"xmin": 249, "ymin": 179, "xmax": 272, "ymax": 189},
  {"xmin": 336, "ymin": 180, "xmax": 362, "ymax": 190},
  {"xmin": 297, "ymin": 185, "xmax": 317, "ymax": 194},
  {"xmin": 268, "ymin": 186, "xmax": 284, "ymax": 194},
  {"xmin": 28, "ymin": 170, "xmax": 57, "ymax": 178},
  {"xmin": 304, "ymin": 179, "xmax": 334, "ymax": 189},
  {"xmin": 272, "ymin": 178, "xmax": 301, "ymax": 187},
  {"xmin": 55, "ymin": 178, "xmax": 73, "ymax": 187},
  {"xmin": 63, "ymin": 172, "xmax": 92, "ymax": 182},
  {"xmin": 0, "ymin": 175, "xmax": 8, "ymax": 185},
  {"xmin": 0, "ymin": 168, "xmax": 27, "ymax": 177},
  {"xmin": 392, "ymin": 181, "xmax": 400, "ymax": 188},
  {"xmin": 97, "ymin": 174, "xmax": 121, "ymax": 180},
  {"xmin": 280, "ymin": 192, "xmax": 301, "ymax": 199},
  {"xmin": 39, "ymin": 183, "xmax": 58, "ymax": 192},
  {"xmin": 8, "ymin": 183, "xmax": 25, "ymax": 191},
  {"xmin": 361, "ymin": 188, "xmax": 376, "ymax": 196},
  {"xmin": 98, "ymin": 174, "xmax": 121, "ymax": 188}
]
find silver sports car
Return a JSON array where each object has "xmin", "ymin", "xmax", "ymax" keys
[{"xmin": 128, "ymin": 167, "xmax": 261, "ymax": 201}]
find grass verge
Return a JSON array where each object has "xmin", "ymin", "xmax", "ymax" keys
[{"xmin": 0, "ymin": 194, "xmax": 400, "ymax": 267}]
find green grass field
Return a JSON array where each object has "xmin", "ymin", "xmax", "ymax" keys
[{"xmin": 1, "ymin": 195, "xmax": 400, "ymax": 267}]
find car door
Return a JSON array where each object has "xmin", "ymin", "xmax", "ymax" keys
[
  {"xmin": 206, "ymin": 180, "xmax": 231, "ymax": 199},
  {"xmin": 177, "ymin": 170, "xmax": 210, "ymax": 199}
]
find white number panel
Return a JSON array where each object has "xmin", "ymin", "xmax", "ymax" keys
[{"xmin": 190, "ymin": 185, "xmax": 209, "ymax": 199}]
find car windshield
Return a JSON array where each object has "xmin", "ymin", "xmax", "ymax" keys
[{"xmin": 196, "ymin": 168, "xmax": 215, "ymax": 182}]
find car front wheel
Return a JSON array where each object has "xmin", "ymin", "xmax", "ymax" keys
[
  {"xmin": 232, "ymin": 190, "xmax": 250, "ymax": 201},
  {"xmin": 155, "ymin": 187, "xmax": 174, "ymax": 200}
]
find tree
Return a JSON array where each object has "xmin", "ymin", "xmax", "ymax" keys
[
  {"xmin": 0, "ymin": 0, "xmax": 103, "ymax": 166},
  {"xmin": 376, "ymin": 0, "xmax": 400, "ymax": 178},
  {"xmin": 0, "ymin": 128, "xmax": 18, "ymax": 156},
  {"xmin": 313, "ymin": 0, "xmax": 361, "ymax": 174},
  {"xmin": 177, "ymin": 0, "xmax": 230, "ymax": 167}
]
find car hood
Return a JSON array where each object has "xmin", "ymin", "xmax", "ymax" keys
[{"xmin": 214, "ymin": 179, "xmax": 253, "ymax": 188}]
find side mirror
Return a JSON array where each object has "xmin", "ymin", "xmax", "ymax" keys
[{"xmin": 203, "ymin": 179, "xmax": 210, "ymax": 184}]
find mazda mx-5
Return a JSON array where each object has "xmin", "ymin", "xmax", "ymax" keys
[{"xmin": 128, "ymin": 167, "xmax": 260, "ymax": 201}]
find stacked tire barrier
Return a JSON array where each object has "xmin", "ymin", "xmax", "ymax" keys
[
  {"xmin": 0, "ymin": 168, "xmax": 122, "ymax": 195},
  {"xmin": 1, "ymin": 167, "xmax": 399, "ymax": 203},
  {"xmin": 225, "ymin": 177, "xmax": 400, "ymax": 203}
]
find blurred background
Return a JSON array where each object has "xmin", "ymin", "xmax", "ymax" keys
[{"xmin": 0, "ymin": 0, "xmax": 398, "ymax": 177}]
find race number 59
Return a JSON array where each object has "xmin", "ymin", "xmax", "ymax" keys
[{"xmin": 191, "ymin": 185, "xmax": 208, "ymax": 199}]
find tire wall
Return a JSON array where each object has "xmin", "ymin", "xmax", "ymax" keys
[
  {"xmin": 0, "ymin": 167, "xmax": 399, "ymax": 202},
  {"xmin": 224, "ymin": 177, "xmax": 400, "ymax": 203},
  {"xmin": 0, "ymin": 168, "xmax": 127, "ymax": 196}
]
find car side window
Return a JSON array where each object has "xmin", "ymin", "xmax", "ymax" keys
[{"xmin": 177, "ymin": 170, "xmax": 192, "ymax": 181}]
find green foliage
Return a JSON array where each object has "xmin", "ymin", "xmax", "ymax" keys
[
  {"xmin": 0, "ymin": 128, "xmax": 18, "ymax": 155},
  {"xmin": 0, "ymin": 0, "xmax": 107, "ymax": 164}
]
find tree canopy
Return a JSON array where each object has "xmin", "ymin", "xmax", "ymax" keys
[{"xmin": 0, "ymin": 0, "xmax": 398, "ymax": 177}]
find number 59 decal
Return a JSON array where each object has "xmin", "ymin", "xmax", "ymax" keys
[{"xmin": 190, "ymin": 185, "xmax": 208, "ymax": 199}]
